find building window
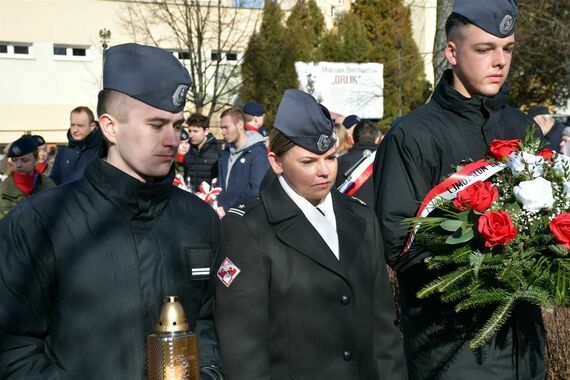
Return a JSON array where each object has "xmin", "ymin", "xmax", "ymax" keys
[
  {"xmin": 211, "ymin": 50, "xmax": 241, "ymax": 64},
  {"xmin": 0, "ymin": 42, "xmax": 34, "ymax": 59},
  {"xmin": 171, "ymin": 50, "xmax": 191, "ymax": 61},
  {"xmin": 53, "ymin": 44, "xmax": 91, "ymax": 61}
]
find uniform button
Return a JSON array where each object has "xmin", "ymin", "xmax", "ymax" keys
[
  {"xmin": 340, "ymin": 295, "xmax": 350, "ymax": 305},
  {"xmin": 343, "ymin": 351, "xmax": 352, "ymax": 361}
]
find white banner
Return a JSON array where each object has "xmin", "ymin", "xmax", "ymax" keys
[{"xmin": 295, "ymin": 61, "xmax": 384, "ymax": 119}]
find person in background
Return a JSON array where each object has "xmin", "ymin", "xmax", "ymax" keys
[
  {"xmin": 528, "ymin": 105, "xmax": 565, "ymax": 152},
  {"xmin": 50, "ymin": 106, "xmax": 103, "ymax": 184},
  {"xmin": 33, "ymin": 135, "xmax": 51, "ymax": 176},
  {"xmin": 559, "ymin": 127, "xmax": 570, "ymax": 154},
  {"xmin": 334, "ymin": 122, "xmax": 352, "ymax": 156},
  {"xmin": 336, "ymin": 121, "xmax": 381, "ymax": 207},
  {"xmin": 174, "ymin": 128, "xmax": 190, "ymax": 177},
  {"xmin": 185, "ymin": 112, "xmax": 219, "ymax": 192},
  {"xmin": 217, "ymin": 107, "xmax": 269, "ymax": 212},
  {"xmin": 0, "ymin": 135, "xmax": 55, "ymax": 218},
  {"xmin": 215, "ymin": 89, "xmax": 406, "ymax": 380},
  {"xmin": 243, "ymin": 101, "xmax": 265, "ymax": 133},
  {"xmin": 342, "ymin": 114, "xmax": 361, "ymax": 144}
]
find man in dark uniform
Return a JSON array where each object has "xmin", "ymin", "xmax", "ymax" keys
[
  {"xmin": 374, "ymin": 1, "xmax": 545, "ymax": 379},
  {"xmin": 215, "ymin": 89, "xmax": 406, "ymax": 380},
  {"xmin": 0, "ymin": 44, "xmax": 223, "ymax": 379},
  {"xmin": 336, "ymin": 121, "xmax": 381, "ymax": 207}
]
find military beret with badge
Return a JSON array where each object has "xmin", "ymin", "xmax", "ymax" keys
[
  {"xmin": 8, "ymin": 135, "xmax": 39, "ymax": 158},
  {"xmin": 452, "ymin": 0, "xmax": 518, "ymax": 38},
  {"xmin": 274, "ymin": 89, "xmax": 336, "ymax": 154},
  {"xmin": 103, "ymin": 43, "xmax": 192, "ymax": 113},
  {"xmin": 243, "ymin": 102, "xmax": 265, "ymax": 117}
]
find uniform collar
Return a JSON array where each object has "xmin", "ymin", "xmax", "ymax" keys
[{"xmin": 85, "ymin": 158, "xmax": 174, "ymax": 220}]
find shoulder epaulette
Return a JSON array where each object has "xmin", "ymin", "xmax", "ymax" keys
[{"xmin": 227, "ymin": 197, "xmax": 262, "ymax": 217}]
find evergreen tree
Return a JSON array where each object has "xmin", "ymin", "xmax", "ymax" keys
[
  {"xmin": 352, "ymin": 0, "xmax": 431, "ymax": 123},
  {"xmin": 239, "ymin": 1, "xmax": 298, "ymax": 125},
  {"xmin": 317, "ymin": 12, "xmax": 372, "ymax": 63},
  {"xmin": 285, "ymin": 0, "xmax": 326, "ymax": 62}
]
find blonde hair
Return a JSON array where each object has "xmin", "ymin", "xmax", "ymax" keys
[{"xmin": 334, "ymin": 123, "xmax": 352, "ymax": 155}]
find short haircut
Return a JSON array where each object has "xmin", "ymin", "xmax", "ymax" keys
[
  {"xmin": 221, "ymin": 107, "xmax": 245, "ymax": 125},
  {"xmin": 353, "ymin": 122, "xmax": 379, "ymax": 144},
  {"xmin": 269, "ymin": 128, "xmax": 296, "ymax": 157},
  {"xmin": 186, "ymin": 113, "xmax": 210, "ymax": 129},
  {"xmin": 445, "ymin": 12, "xmax": 472, "ymax": 41},
  {"xmin": 97, "ymin": 90, "xmax": 130, "ymax": 123},
  {"xmin": 71, "ymin": 106, "xmax": 96, "ymax": 124}
]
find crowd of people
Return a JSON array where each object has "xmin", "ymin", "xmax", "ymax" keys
[{"xmin": 0, "ymin": 0, "xmax": 569, "ymax": 379}]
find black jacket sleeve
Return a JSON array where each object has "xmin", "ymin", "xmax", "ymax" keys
[
  {"xmin": 373, "ymin": 126, "xmax": 436, "ymax": 273},
  {"xmin": 0, "ymin": 209, "xmax": 60, "ymax": 379}
]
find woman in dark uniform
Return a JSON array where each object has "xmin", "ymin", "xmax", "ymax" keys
[{"xmin": 214, "ymin": 89, "xmax": 406, "ymax": 380}]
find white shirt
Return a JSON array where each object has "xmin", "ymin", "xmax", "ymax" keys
[{"xmin": 278, "ymin": 175, "xmax": 340, "ymax": 259}]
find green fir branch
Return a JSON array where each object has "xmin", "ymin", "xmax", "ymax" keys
[
  {"xmin": 469, "ymin": 296, "xmax": 515, "ymax": 349},
  {"xmin": 417, "ymin": 267, "xmax": 472, "ymax": 299},
  {"xmin": 455, "ymin": 288, "xmax": 511, "ymax": 312}
]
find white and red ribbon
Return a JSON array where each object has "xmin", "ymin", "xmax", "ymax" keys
[
  {"xmin": 402, "ymin": 160, "xmax": 507, "ymax": 255},
  {"xmin": 338, "ymin": 151, "xmax": 376, "ymax": 195},
  {"xmin": 197, "ymin": 180, "xmax": 222, "ymax": 206}
]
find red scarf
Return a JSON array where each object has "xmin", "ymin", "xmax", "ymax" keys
[
  {"xmin": 36, "ymin": 161, "xmax": 47, "ymax": 174},
  {"xmin": 176, "ymin": 153, "xmax": 185, "ymax": 163},
  {"xmin": 12, "ymin": 171, "xmax": 38, "ymax": 197}
]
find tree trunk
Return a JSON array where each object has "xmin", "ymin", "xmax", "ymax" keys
[{"xmin": 433, "ymin": 0, "xmax": 453, "ymax": 85}]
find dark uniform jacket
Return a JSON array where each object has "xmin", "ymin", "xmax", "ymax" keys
[
  {"xmin": 50, "ymin": 127, "xmax": 103, "ymax": 185},
  {"xmin": 335, "ymin": 142, "xmax": 378, "ymax": 207},
  {"xmin": 184, "ymin": 134, "xmax": 220, "ymax": 191},
  {"xmin": 0, "ymin": 158, "xmax": 222, "ymax": 379},
  {"xmin": 214, "ymin": 178, "xmax": 407, "ymax": 380},
  {"xmin": 0, "ymin": 172, "xmax": 55, "ymax": 218},
  {"xmin": 217, "ymin": 134, "xmax": 269, "ymax": 211},
  {"xmin": 373, "ymin": 70, "xmax": 545, "ymax": 380}
]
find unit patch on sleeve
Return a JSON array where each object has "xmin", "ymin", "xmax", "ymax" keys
[{"xmin": 217, "ymin": 257, "xmax": 241, "ymax": 287}]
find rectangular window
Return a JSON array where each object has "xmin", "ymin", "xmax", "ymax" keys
[
  {"xmin": 226, "ymin": 52, "xmax": 238, "ymax": 61},
  {"xmin": 211, "ymin": 50, "xmax": 241, "ymax": 64},
  {"xmin": 53, "ymin": 44, "xmax": 91, "ymax": 60},
  {"xmin": 211, "ymin": 51, "xmax": 221, "ymax": 61},
  {"xmin": 0, "ymin": 42, "xmax": 34, "ymax": 59},
  {"xmin": 53, "ymin": 46, "xmax": 66, "ymax": 55},
  {"xmin": 178, "ymin": 51, "xmax": 190, "ymax": 60}
]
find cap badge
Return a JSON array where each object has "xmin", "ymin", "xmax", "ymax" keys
[
  {"xmin": 12, "ymin": 146, "xmax": 21, "ymax": 156},
  {"xmin": 499, "ymin": 15, "xmax": 514, "ymax": 35},
  {"xmin": 172, "ymin": 84, "xmax": 189, "ymax": 107},
  {"xmin": 317, "ymin": 134, "xmax": 332, "ymax": 152},
  {"xmin": 217, "ymin": 257, "xmax": 241, "ymax": 288}
]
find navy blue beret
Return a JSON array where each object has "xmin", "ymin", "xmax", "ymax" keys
[
  {"xmin": 180, "ymin": 128, "xmax": 189, "ymax": 141},
  {"xmin": 8, "ymin": 135, "xmax": 38, "ymax": 158},
  {"xmin": 452, "ymin": 0, "xmax": 518, "ymax": 38},
  {"xmin": 32, "ymin": 135, "xmax": 46, "ymax": 146},
  {"xmin": 243, "ymin": 101, "xmax": 265, "ymax": 117},
  {"xmin": 342, "ymin": 115, "xmax": 361, "ymax": 129},
  {"xmin": 274, "ymin": 89, "xmax": 336, "ymax": 154},
  {"xmin": 528, "ymin": 105, "xmax": 549, "ymax": 118},
  {"xmin": 103, "ymin": 43, "xmax": 192, "ymax": 113}
]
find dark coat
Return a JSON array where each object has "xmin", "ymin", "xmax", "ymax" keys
[
  {"xmin": 217, "ymin": 138, "xmax": 269, "ymax": 211},
  {"xmin": 335, "ymin": 142, "xmax": 378, "ymax": 207},
  {"xmin": 0, "ymin": 172, "xmax": 55, "ymax": 218},
  {"xmin": 50, "ymin": 127, "xmax": 103, "ymax": 185},
  {"xmin": 373, "ymin": 70, "xmax": 545, "ymax": 379},
  {"xmin": 0, "ymin": 158, "xmax": 222, "ymax": 379},
  {"xmin": 214, "ymin": 179, "xmax": 407, "ymax": 380},
  {"xmin": 184, "ymin": 134, "xmax": 219, "ymax": 190}
]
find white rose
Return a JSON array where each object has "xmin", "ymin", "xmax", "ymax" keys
[
  {"xmin": 553, "ymin": 154, "xmax": 570, "ymax": 179},
  {"xmin": 508, "ymin": 152, "xmax": 544, "ymax": 178},
  {"xmin": 513, "ymin": 177, "xmax": 555, "ymax": 212}
]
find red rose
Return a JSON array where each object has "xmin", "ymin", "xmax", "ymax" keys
[
  {"xmin": 453, "ymin": 181, "xmax": 498, "ymax": 212},
  {"xmin": 538, "ymin": 148, "xmax": 555, "ymax": 161},
  {"xmin": 488, "ymin": 139, "xmax": 522, "ymax": 161},
  {"xmin": 477, "ymin": 211, "xmax": 517, "ymax": 248},
  {"xmin": 550, "ymin": 213, "xmax": 570, "ymax": 249}
]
